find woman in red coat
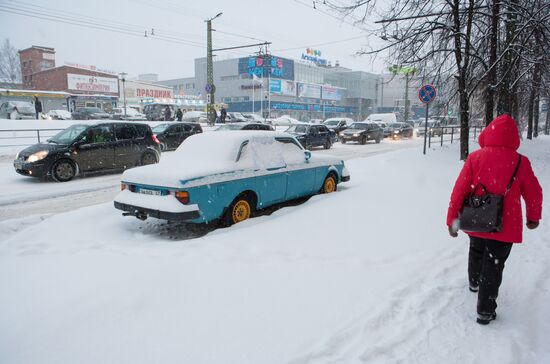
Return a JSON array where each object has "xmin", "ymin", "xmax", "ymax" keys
[{"xmin": 447, "ymin": 114, "xmax": 542, "ymax": 324}]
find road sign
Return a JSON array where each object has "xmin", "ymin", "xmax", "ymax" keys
[
  {"xmin": 418, "ymin": 84, "xmax": 436, "ymax": 104},
  {"xmin": 205, "ymin": 84, "xmax": 215, "ymax": 93}
]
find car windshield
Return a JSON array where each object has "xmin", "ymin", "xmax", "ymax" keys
[
  {"xmin": 152, "ymin": 124, "xmax": 170, "ymax": 133},
  {"xmin": 216, "ymin": 124, "xmax": 244, "ymax": 131},
  {"xmin": 390, "ymin": 123, "xmax": 403, "ymax": 128},
  {"xmin": 48, "ymin": 124, "xmax": 89, "ymax": 144},
  {"xmin": 349, "ymin": 123, "xmax": 368, "ymax": 130},
  {"xmin": 324, "ymin": 120, "xmax": 340, "ymax": 126},
  {"xmin": 286, "ymin": 125, "xmax": 308, "ymax": 133}
]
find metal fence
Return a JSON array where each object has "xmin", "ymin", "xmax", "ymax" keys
[
  {"xmin": 424, "ymin": 126, "xmax": 484, "ymax": 148},
  {"xmin": 0, "ymin": 128, "xmax": 65, "ymax": 148}
]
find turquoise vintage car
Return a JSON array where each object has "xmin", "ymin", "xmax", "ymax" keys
[{"xmin": 114, "ymin": 131, "xmax": 350, "ymax": 226}]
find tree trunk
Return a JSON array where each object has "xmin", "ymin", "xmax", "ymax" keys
[
  {"xmin": 533, "ymin": 94, "xmax": 539, "ymax": 138},
  {"xmin": 527, "ymin": 87, "xmax": 534, "ymax": 139},
  {"xmin": 485, "ymin": 0, "xmax": 499, "ymax": 125},
  {"xmin": 545, "ymin": 99, "xmax": 550, "ymax": 135}
]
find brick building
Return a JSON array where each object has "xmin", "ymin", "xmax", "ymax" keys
[{"xmin": 18, "ymin": 46, "xmax": 119, "ymax": 112}]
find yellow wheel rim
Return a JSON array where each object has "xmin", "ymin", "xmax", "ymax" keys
[
  {"xmin": 324, "ymin": 177, "xmax": 336, "ymax": 193},
  {"xmin": 232, "ymin": 200, "xmax": 251, "ymax": 224}
]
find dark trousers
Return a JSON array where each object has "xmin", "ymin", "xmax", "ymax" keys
[{"xmin": 468, "ymin": 237, "xmax": 513, "ymax": 315}]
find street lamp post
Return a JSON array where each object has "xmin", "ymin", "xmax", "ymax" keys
[
  {"xmin": 119, "ymin": 72, "xmax": 127, "ymax": 118},
  {"xmin": 206, "ymin": 12, "xmax": 223, "ymax": 125}
]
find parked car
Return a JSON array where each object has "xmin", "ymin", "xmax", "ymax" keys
[
  {"xmin": 415, "ymin": 120, "xmax": 436, "ymax": 136},
  {"xmin": 152, "ymin": 122, "xmax": 203, "ymax": 151},
  {"xmin": 111, "ymin": 107, "xmax": 146, "ymax": 121},
  {"xmin": 225, "ymin": 112, "xmax": 247, "ymax": 123},
  {"xmin": 13, "ymin": 122, "xmax": 161, "ymax": 182},
  {"xmin": 340, "ymin": 122, "xmax": 383, "ymax": 144},
  {"xmin": 72, "ymin": 107, "xmax": 110, "ymax": 120},
  {"xmin": 241, "ymin": 113, "xmax": 265, "ymax": 122},
  {"xmin": 182, "ymin": 110, "xmax": 207, "ymax": 123},
  {"xmin": 285, "ymin": 124, "xmax": 333, "ymax": 150},
  {"xmin": 215, "ymin": 123, "xmax": 274, "ymax": 131},
  {"xmin": 46, "ymin": 109, "xmax": 72, "ymax": 120},
  {"xmin": 143, "ymin": 103, "xmax": 175, "ymax": 121},
  {"xmin": 114, "ymin": 131, "xmax": 350, "ymax": 226},
  {"xmin": 0, "ymin": 101, "xmax": 35, "ymax": 119},
  {"xmin": 388, "ymin": 122, "xmax": 414, "ymax": 139},
  {"xmin": 272, "ymin": 115, "xmax": 304, "ymax": 126}
]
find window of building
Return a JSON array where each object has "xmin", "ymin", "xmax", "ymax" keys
[{"xmin": 243, "ymin": 96, "xmax": 250, "ymax": 101}]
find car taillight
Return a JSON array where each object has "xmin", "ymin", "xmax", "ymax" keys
[
  {"xmin": 152, "ymin": 134, "xmax": 160, "ymax": 144},
  {"xmin": 175, "ymin": 191, "xmax": 189, "ymax": 204}
]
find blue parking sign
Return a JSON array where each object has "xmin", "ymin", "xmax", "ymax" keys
[{"xmin": 418, "ymin": 84, "xmax": 436, "ymax": 104}]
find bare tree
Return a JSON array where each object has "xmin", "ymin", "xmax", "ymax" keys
[{"xmin": 0, "ymin": 38, "xmax": 21, "ymax": 83}]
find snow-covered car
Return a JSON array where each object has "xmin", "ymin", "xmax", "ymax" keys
[
  {"xmin": 241, "ymin": 113, "xmax": 265, "ymax": 122},
  {"xmin": 72, "ymin": 107, "xmax": 110, "ymax": 120},
  {"xmin": 0, "ymin": 101, "xmax": 35, "ymax": 119},
  {"xmin": 182, "ymin": 110, "xmax": 207, "ymax": 123},
  {"xmin": 272, "ymin": 115, "xmax": 305, "ymax": 126},
  {"xmin": 111, "ymin": 107, "xmax": 146, "ymax": 121},
  {"xmin": 46, "ymin": 109, "xmax": 72, "ymax": 120},
  {"xmin": 114, "ymin": 131, "xmax": 350, "ymax": 226},
  {"xmin": 323, "ymin": 118, "xmax": 354, "ymax": 138}
]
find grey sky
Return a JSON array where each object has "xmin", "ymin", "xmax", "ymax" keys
[{"xmin": 0, "ymin": 0, "xmax": 387, "ymax": 80}]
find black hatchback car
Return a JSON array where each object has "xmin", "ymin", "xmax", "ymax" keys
[
  {"xmin": 388, "ymin": 122, "xmax": 414, "ymax": 139},
  {"xmin": 340, "ymin": 122, "xmax": 383, "ymax": 144},
  {"xmin": 285, "ymin": 124, "xmax": 333, "ymax": 150},
  {"xmin": 152, "ymin": 122, "xmax": 203, "ymax": 151},
  {"xmin": 14, "ymin": 122, "xmax": 161, "ymax": 182},
  {"xmin": 71, "ymin": 107, "xmax": 111, "ymax": 120}
]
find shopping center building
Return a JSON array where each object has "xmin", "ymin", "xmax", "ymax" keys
[{"xmin": 159, "ymin": 50, "xmax": 380, "ymax": 120}]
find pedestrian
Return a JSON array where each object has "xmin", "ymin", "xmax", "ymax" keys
[
  {"xmin": 176, "ymin": 108, "xmax": 183, "ymax": 121},
  {"xmin": 220, "ymin": 107, "xmax": 227, "ymax": 123},
  {"xmin": 34, "ymin": 96, "xmax": 43, "ymax": 119},
  {"xmin": 164, "ymin": 105, "xmax": 172, "ymax": 121},
  {"xmin": 447, "ymin": 114, "xmax": 543, "ymax": 325}
]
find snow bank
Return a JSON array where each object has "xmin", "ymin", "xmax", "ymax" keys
[{"xmin": 1, "ymin": 137, "xmax": 549, "ymax": 364}]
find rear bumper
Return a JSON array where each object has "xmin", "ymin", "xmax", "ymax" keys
[{"xmin": 114, "ymin": 201, "xmax": 201, "ymax": 221}]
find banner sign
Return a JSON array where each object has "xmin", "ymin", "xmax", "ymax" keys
[
  {"xmin": 238, "ymin": 56, "xmax": 294, "ymax": 80},
  {"xmin": 135, "ymin": 88, "xmax": 172, "ymax": 98},
  {"xmin": 269, "ymin": 79, "xmax": 282, "ymax": 94},
  {"xmin": 280, "ymin": 80, "xmax": 296, "ymax": 96},
  {"xmin": 321, "ymin": 86, "xmax": 343, "ymax": 101},
  {"xmin": 297, "ymin": 83, "xmax": 321, "ymax": 99},
  {"xmin": 67, "ymin": 73, "xmax": 119, "ymax": 93}
]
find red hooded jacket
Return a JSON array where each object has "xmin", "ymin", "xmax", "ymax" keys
[{"xmin": 447, "ymin": 114, "xmax": 543, "ymax": 243}]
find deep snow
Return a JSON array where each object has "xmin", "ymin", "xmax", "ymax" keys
[{"xmin": 0, "ymin": 135, "xmax": 548, "ymax": 364}]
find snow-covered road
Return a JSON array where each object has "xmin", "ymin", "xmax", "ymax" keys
[
  {"xmin": 0, "ymin": 138, "xmax": 422, "ymax": 220},
  {"xmin": 1, "ymin": 136, "xmax": 548, "ymax": 364}
]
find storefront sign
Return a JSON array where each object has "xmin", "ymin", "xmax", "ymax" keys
[
  {"xmin": 281, "ymin": 80, "xmax": 296, "ymax": 96},
  {"xmin": 135, "ymin": 88, "xmax": 172, "ymax": 98},
  {"xmin": 297, "ymin": 83, "xmax": 321, "ymax": 99},
  {"xmin": 238, "ymin": 56, "xmax": 294, "ymax": 80},
  {"xmin": 322, "ymin": 86, "xmax": 343, "ymax": 101},
  {"xmin": 67, "ymin": 73, "xmax": 119, "ymax": 93},
  {"xmin": 269, "ymin": 79, "xmax": 282, "ymax": 94},
  {"xmin": 301, "ymin": 48, "xmax": 328, "ymax": 66},
  {"xmin": 241, "ymin": 84, "xmax": 263, "ymax": 90}
]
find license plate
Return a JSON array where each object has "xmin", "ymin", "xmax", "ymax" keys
[{"xmin": 139, "ymin": 188, "xmax": 161, "ymax": 196}]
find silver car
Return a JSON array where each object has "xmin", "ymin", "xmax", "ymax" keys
[{"xmin": 0, "ymin": 101, "xmax": 36, "ymax": 119}]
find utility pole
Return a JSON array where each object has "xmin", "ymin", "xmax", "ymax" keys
[
  {"xmin": 206, "ymin": 12, "xmax": 222, "ymax": 125},
  {"xmin": 389, "ymin": 65, "xmax": 417, "ymax": 123},
  {"xmin": 119, "ymin": 72, "xmax": 127, "ymax": 118}
]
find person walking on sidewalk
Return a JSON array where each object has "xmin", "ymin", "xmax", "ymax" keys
[
  {"xmin": 34, "ymin": 96, "xmax": 43, "ymax": 119},
  {"xmin": 447, "ymin": 114, "xmax": 543, "ymax": 325}
]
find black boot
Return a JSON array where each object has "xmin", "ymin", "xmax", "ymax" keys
[{"xmin": 476, "ymin": 312, "xmax": 496, "ymax": 325}]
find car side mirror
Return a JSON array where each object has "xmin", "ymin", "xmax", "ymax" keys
[{"xmin": 304, "ymin": 150, "xmax": 311, "ymax": 161}]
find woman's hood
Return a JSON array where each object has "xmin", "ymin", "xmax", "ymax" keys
[{"xmin": 478, "ymin": 114, "xmax": 520, "ymax": 150}]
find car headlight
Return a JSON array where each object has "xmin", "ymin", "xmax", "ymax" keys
[
  {"xmin": 353, "ymin": 133, "xmax": 359, "ymax": 137},
  {"xmin": 394, "ymin": 130, "xmax": 399, "ymax": 134},
  {"xmin": 27, "ymin": 150, "xmax": 49, "ymax": 163}
]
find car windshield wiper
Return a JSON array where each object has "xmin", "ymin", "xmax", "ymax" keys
[{"xmin": 47, "ymin": 139, "xmax": 58, "ymax": 144}]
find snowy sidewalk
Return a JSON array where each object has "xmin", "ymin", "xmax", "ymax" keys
[{"xmin": 0, "ymin": 137, "xmax": 548, "ymax": 364}]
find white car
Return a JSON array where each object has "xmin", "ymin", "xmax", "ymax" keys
[
  {"xmin": 112, "ymin": 107, "xmax": 146, "ymax": 121},
  {"xmin": 0, "ymin": 101, "xmax": 35, "ymax": 119},
  {"xmin": 272, "ymin": 115, "xmax": 305, "ymax": 126},
  {"xmin": 47, "ymin": 109, "xmax": 72, "ymax": 120}
]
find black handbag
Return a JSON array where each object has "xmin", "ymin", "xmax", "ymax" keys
[{"xmin": 459, "ymin": 155, "xmax": 521, "ymax": 233}]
